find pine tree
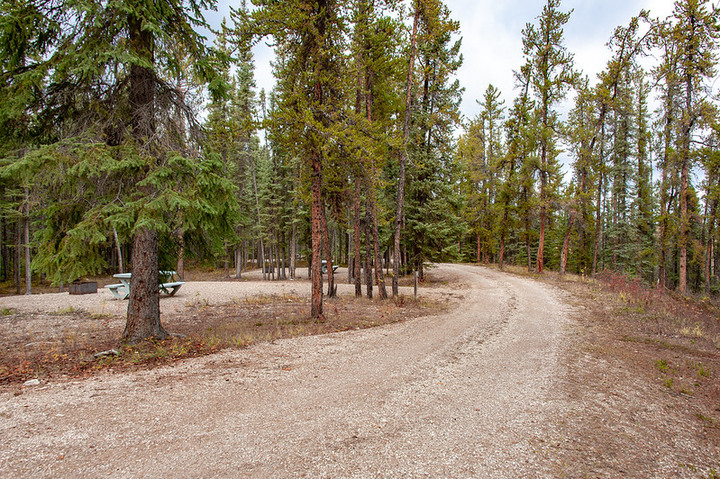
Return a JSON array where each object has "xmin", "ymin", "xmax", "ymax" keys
[
  {"xmin": 248, "ymin": 0, "xmax": 347, "ymax": 318},
  {"xmin": 404, "ymin": 0, "xmax": 464, "ymax": 278},
  {"xmin": 700, "ymin": 122, "xmax": 720, "ymax": 292},
  {"xmin": 667, "ymin": 0, "xmax": 719, "ymax": 294},
  {"xmin": 520, "ymin": 0, "xmax": 577, "ymax": 273},
  {"xmin": 457, "ymin": 84, "xmax": 504, "ymax": 265},
  {"xmin": 350, "ymin": 0, "xmax": 402, "ymax": 300},
  {"xmin": 563, "ymin": 80, "xmax": 597, "ymax": 275},
  {"xmin": 393, "ymin": 0, "xmax": 420, "ymax": 297},
  {"xmin": 632, "ymin": 72, "xmax": 655, "ymax": 280}
]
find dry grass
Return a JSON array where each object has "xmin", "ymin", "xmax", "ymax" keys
[
  {"xmin": 535, "ymin": 268, "xmax": 720, "ymax": 447},
  {"xmin": 0, "ymin": 292, "xmax": 445, "ymax": 385}
]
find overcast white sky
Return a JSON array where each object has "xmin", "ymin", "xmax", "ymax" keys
[{"xmin": 207, "ymin": 0, "xmax": 677, "ymax": 122}]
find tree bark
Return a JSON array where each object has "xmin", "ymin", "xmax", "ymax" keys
[
  {"xmin": 322, "ymin": 205, "xmax": 335, "ymax": 298},
  {"xmin": 113, "ymin": 226, "xmax": 124, "ymax": 274},
  {"xmin": 705, "ymin": 196, "xmax": 717, "ymax": 293},
  {"xmin": 368, "ymin": 189, "xmax": 387, "ymax": 299},
  {"xmin": 365, "ymin": 209, "xmax": 373, "ymax": 299},
  {"xmin": 559, "ymin": 213, "xmax": 575, "ymax": 275},
  {"xmin": 235, "ymin": 246, "xmax": 242, "ymax": 279},
  {"xmin": 678, "ymin": 33, "xmax": 695, "ymax": 294},
  {"xmin": 23, "ymin": 190, "xmax": 31, "ymax": 295},
  {"xmin": 124, "ymin": 227, "xmax": 166, "ymax": 342},
  {"xmin": 537, "ymin": 103, "xmax": 548, "ymax": 274},
  {"xmin": 393, "ymin": 6, "xmax": 419, "ymax": 297},
  {"xmin": 224, "ymin": 241, "xmax": 230, "ymax": 278},
  {"xmin": 249, "ymin": 156, "xmax": 266, "ymax": 280},
  {"xmin": 15, "ymin": 219, "xmax": 21, "ymax": 294},
  {"xmin": 122, "ymin": 15, "xmax": 166, "ymax": 343},
  {"xmin": 310, "ymin": 149, "xmax": 324, "ymax": 318},
  {"xmin": 290, "ymin": 222, "xmax": 296, "ymax": 280},
  {"xmin": 353, "ymin": 178, "xmax": 362, "ymax": 297}
]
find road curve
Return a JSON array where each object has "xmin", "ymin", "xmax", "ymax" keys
[{"xmin": 1, "ymin": 264, "xmax": 572, "ymax": 477}]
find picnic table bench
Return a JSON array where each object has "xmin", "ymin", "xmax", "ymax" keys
[
  {"xmin": 321, "ymin": 260, "xmax": 339, "ymax": 274},
  {"xmin": 106, "ymin": 271, "xmax": 184, "ymax": 300}
]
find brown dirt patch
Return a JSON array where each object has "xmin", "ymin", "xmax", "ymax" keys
[
  {"xmin": 0, "ymin": 291, "xmax": 445, "ymax": 387},
  {"xmin": 535, "ymin": 270, "xmax": 720, "ymax": 476}
]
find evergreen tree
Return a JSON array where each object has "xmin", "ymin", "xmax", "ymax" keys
[
  {"xmin": 457, "ymin": 84, "xmax": 504, "ymax": 264},
  {"xmin": 1, "ymin": 0, "xmax": 234, "ymax": 343},
  {"xmin": 520, "ymin": 0, "xmax": 577, "ymax": 273},
  {"xmin": 404, "ymin": 0, "xmax": 464, "ymax": 279},
  {"xmin": 248, "ymin": 0, "xmax": 347, "ymax": 318},
  {"xmin": 667, "ymin": 0, "xmax": 719, "ymax": 294}
]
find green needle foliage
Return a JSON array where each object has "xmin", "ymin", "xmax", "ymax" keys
[{"xmin": 0, "ymin": 0, "xmax": 236, "ymax": 341}]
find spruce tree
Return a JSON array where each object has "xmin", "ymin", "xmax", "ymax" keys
[{"xmin": 1, "ymin": 0, "xmax": 234, "ymax": 343}]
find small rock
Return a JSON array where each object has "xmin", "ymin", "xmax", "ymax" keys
[
  {"xmin": 94, "ymin": 349, "xmax": 119, "ymax": 358},
  {"xmin": 23, "ymin": 379, "xmax": 40, "ymax": 387}
]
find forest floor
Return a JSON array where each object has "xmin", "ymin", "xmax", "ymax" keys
[
  {"xmin": 0, "ymin": 264, "xmax": 719, "ymax": 477},
  {"xmin": 0, "ymin": 268, "xmax": 441, "ymax": 383}
]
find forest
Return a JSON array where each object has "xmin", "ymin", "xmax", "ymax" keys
[{"xmin": 0, "ymin": 0, "xmax": 719, "ymax": 340}]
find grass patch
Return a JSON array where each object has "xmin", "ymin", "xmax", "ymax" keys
[{"xmin": 655, "ymin": 359, "xmax": 669, "ymax": 372}]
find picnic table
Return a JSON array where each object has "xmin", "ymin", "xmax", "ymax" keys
[
  {"xmin": 106, "ymin": 270, "xmax": 185, "ymax": 300},
  {"xmin": 321, "ymin": 260, "xmax": 339, "ymax": 274}
]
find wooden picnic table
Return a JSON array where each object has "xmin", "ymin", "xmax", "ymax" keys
[{"xmin": 106, "ymin": 271, "xmax": 185, "ymax": 300}]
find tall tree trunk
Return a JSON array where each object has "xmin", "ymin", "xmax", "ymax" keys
[
  {"xmin": 290, "ymin": 222, "xmax": 296, "ymax": 280},
  {"xmin": 353, "ymin": 178, "xmax": 362, "ymax": 297},
  {"xmin": 679, "ymin": 155, "xmax": 689, "ymax": 294},
  {"xmin": 14, "ymin": 219, "xmax": 21, "ymax": 294},
  {"xmin": 235, "ymin": 244, "xmax": 244, "ymax": 279},
  {"xmin": 678, "ymin": 67, "xmax": 694, "ymax": 294},
  {"xmin": 250, "ymin": 157, "xmax": 265, "ymax": 280},
  {"xmin": 365, "ymin": 210, "xmax": 373, "ymax": 299},
  {"xmin": 321, "ymin": 206, "xmax": 335, "ymax": 298},
  {"xmin": 368, "ymin": 190, "xmax": 387, "ymax": 299},
  {"xmin": 392, "ymin": 6, "xmax": 419, "ymax": 297},
  {"xmin": 592, "ymin": 167, "xmax": 605, "ymax": 275},
  {"xmin": 310, "ymin": 148, "xmax": 324, "ymax": 318},
  {"xmin": 559, "ymin": 213, "xmax": 575, "ymax": 275},
  {"xmin": 498, "ymin": 234, "xmax": 505, "ymax": 270},
  {"xmin": 23, "ymin": 189, "xmax": 31, "ymax": 295},
  {"xmin": 113, "ymin": 226, "xmax": 124, "ymax": 274},
  {"xmin": 347, "ymin": 230, "xmax": 352, "ymax": 284},
  {"xmin": 537, "ymin": 104, "xmax": 548, "ymax": 274},
  {"xmin": 523, "ymin": 188, "xmax": 532, "ymax": 273},
  {"xmin": 0, "ymin": 218, "xmax": 5, "ymax": 281},
  {"xmin": 124, "ymin": 227, "xmax": 166, "ymax": 342},
  {"xmin": 705, "ymin": 197, "xmax": 717, "ymax": 293},
  {"xmin": 123, "ymin": 17, "xmax": 166, "ymax": 343},
  {"xmin": 0, "ymin": 218, "xmax": 3, "ymax": 282},
  {"xmin": 269, "ymin": 245, "xmax": 275, "ymax": 280},
  {"xmin": 224, "ymin": 241, "xmax": 230, "ymax": 278}
]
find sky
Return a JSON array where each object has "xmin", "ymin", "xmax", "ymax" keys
[{"xmin": 207, "ymin": 0, "xmax": 678, "ymax": 123}]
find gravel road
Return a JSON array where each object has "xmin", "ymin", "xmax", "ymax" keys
[{"xmin": 1, "ymin": 264, "xmax": 572, "ymax": 477}]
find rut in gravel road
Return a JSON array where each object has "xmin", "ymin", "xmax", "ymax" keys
[{"xmin": 1, "ymin": 264, "xmax": 572, "ymax": 477}]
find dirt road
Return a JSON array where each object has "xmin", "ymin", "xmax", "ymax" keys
[{"xmin": 2, "ymin": 264, "xmax": 711, "ymax": 477}]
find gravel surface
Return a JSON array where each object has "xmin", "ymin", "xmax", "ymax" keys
[
  {"xmin": 0, "ymin": 269, "xmax": 322, "ymax": 319},
  {"xmin": 0, "ymin": 264, "xmax": 578, "ymax": 477}
]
